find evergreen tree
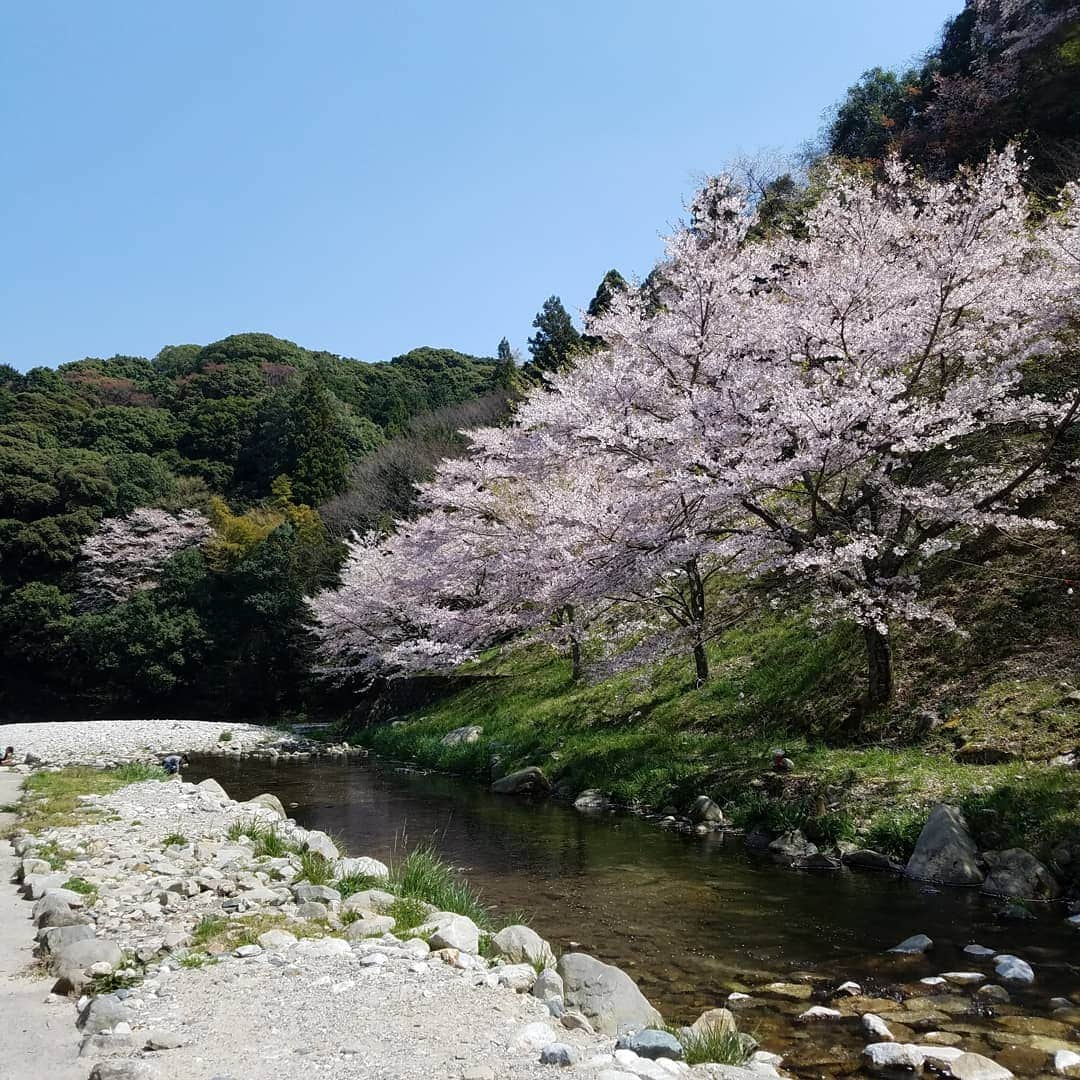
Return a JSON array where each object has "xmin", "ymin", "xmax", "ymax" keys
[
  {"xmin": 582, "ymin": 269, "xmax": 629, "ymax": 351},
  {"xmin": 288, "ymin": 372, "xmax": 352, "ymax": 505},
  {"xmin": 492, "ymin": 337, "xmax": 517, "ymax": 389},
  {"xmin": 527, "ymin": 296, "xmax": 581, "ymax": 375}
]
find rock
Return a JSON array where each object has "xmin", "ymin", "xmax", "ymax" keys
[
  {"xmin": 243, "ymin": 793, "xmax": 286, "ymax": 818},
  {"xmin": 492, "ymin": 925, "xmax": 555, "ymax": 967},
  {"xmin": 906, "ymin": 804, "xmax": 983, "ymax": 886},
  {"xmin": 22, "ymin": 871, "xmax": 69, "ymax": 899},
  {"xmin": 1053, "ymin": 1050, "xmax": 1080, "ymax": 1077},
  {"xmin": 234, "ymin": 944, "xmax": 262, "ymax": 957},
  {"xmin": 144, "ymin": 1029, "xmax": 184, "ymax": 1050},
  {"xmin": 38, "ymin": 923, "xmax": 96, "ymax": 954},
  {"xmin": 996, "ymin": 902, "xmax": 1035, "ymax": 921},
  {"xmin": 53, "ymin": 939, "xmax": 124, "ymax": 993},
  {"xmin": 843, "ymin": 849, "xmax": 903, "ymax": 873},
  {"xmin": 889, "ymin": 934, "xmax": 934, "ymax": 955},
  {"xmin": 561, "ymin": 1010, "xmax": 594, "ymax": 1034},
  {"xmin": 993, "ymin": 955, "xmax": 1034, "ymax": 986},
  {"xmin": 947, "ymin": 1053, "xmax": 1013, "ymax": 1080},
  {"xmin": 798, "ymin": 1006, "xmax": 842, "ymax": 1021},
  {"xmin": 863, "ymin": 1014, "xmax": 894, "ymax": 1041},
  {"xmin": 463, "ymin": 1069, "xmax": 496, "ymax": 1080},
  {"xmin": 336, "ymin": 856, "xmax": 390, "ymax": 880},
  {"xmin": 497, "ymin": 964, "xmax": 539, "ymax": 992},
  {"xmin": 342, "ymin": 888, "xmax": 395, "ymax": 913},
  {"xmin": 940, "ymin": 972, "xmax": 986, "ymax": 986},
  {"xmin": 761, "ymin": 982, "xmax": 813, "ymax": 1000},
  {"xmin": 690, "ymin": 1008, "xmax": 736, "ymax": 1038},
  {"xmin": 78, "ymin": 993, "xmax": 132, "ymax": 1034},
  {"xmin": 422, "ymin": 913, "xmax": 480, "ymax": 954},
  {"xmin": 88, "ymin": 1064, "xmax": 160, "ymax": 1080},
  {"xmin": 616, "ymin": 1029, "xmax": 684, "ymax": 1060},
  {"xmin": 796, "ymin": 852, "xmax": 843, "ymax": 872},
  {"xmin": 689, "ymin": 796, "xmax": 724, "ymax": 824},
  {"xmin": 558, "ymin": 952, "xmax": 662, "ymax": 1035},
  {"xmin": 196, "ymin": 777, "xmax": 229, "ymax": 799},
  {"xmin": 302, "ymin": 830, "xmax": 339, "ymax": 861},
  {"xmin": 257, "ymin": 929, "xmax": 297, "ymax": 951},
  {"xmin": 981, "ymin": 849, "xmax": 1060, "ymax": 900},
  {"xmin": 292, "ymin": 936, "xmax": 351, "ymax": 957},
  {"xmin": 441, "ymin": 725, "xmax": 483, "ymax": 746},
  {"xmin": 491, "ymin": 767, "xmax": 551, "ymax": 797},
  {"xmin": 836, "ymin": 981, "xmax": 862, "ymax": 996},
  {"xmin": 33, "ymin": 892, "xmax": 78, "ymax": 924},
  {"xmin": 292, "ymin": 883, "xmax": 341, "ymax": 905},
  {"xmin": 574, "ymin": 790, "xmax": 613, "ymax": 813},
  {"xmin": 532, "ymin": 968, "xmax": 565, "ymax": 1003},
  {"xmin": 863, "ymin": 1042, "xmax": 924, "ymax": 1074},
  {"xmin": 344, "ymin": 915, "xmax": 396, "ymax": 939},
  {"xmin": 955, "ymin": 743, "xmax": 1018, "ymax": 765},
  {"xmin": 963, "ymin": 944, "xmax": 996, "ymax": 959},
  {"xmin": 296, "ymin": 901, "xmax": 329, "ymax": 920},
  {"xmin": 510, "ymin": 1022, "xmax": 559, "ymax": 1053},
  {"xmin": 540, "ymin": 1043, "xmax": 578, "ymax": 1066},
  {"xmin": 767, "ymin": 830, "xmax": 818, "ymax": 860}
]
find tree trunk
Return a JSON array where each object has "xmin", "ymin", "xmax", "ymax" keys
[
  {"xmin": 685, "ymin": 559, "xmax": 710, "ymax": 685},
  {"xmin": 563, "ymin": 604, "xmax": 583, "ymax": 682},
  {"xmin": 693, "ymin": 641, "xmax": 709, "ymax": 686},
  {"xmin": 864, "ymin": 624, "xmax": 893, "ymax": 707}
]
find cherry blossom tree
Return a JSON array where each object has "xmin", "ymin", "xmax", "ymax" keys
[{"xmin": 78, "ymin": 508, "xmax": 211, "ymax": 608}]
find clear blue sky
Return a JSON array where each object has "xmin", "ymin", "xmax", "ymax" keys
[{"xmin": 2, "ymin": 1, "xmax": 959, "ymax": 371}]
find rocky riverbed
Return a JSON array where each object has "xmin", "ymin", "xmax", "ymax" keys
[{"xmin": 2, "ymin": 722, "xmax": 1079, "ymax": 1080}]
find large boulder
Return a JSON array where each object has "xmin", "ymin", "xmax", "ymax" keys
[
  {"xmin": 419, "ymin": 912, "xmax": 480, "ymax": 954},
  {"xmin": 906, "ymin": 804, "xmax": 984, "ymax": 885},
  {"xmin": 77, "ymin": 993, "xmax": 132, "ymax": 1033},
  {"xmin": 302, "ymin": 830, "xmax": 339, "ymax": 861},
  {"xmin": 981, "ymin": 849, "xmax": 1060, "ymax": 900},
  {"xmin": 689, "ymin": 796, "xmax": 724, "ymax": 825},
  {"xmin": 52, "ymin": 939, "xmax": 124, "ymax": 993},
  {"xmin": 342, "ymin": 888, "xmax": 396, "ymax": 914},
  {"xmin": 336, "ymin": 856, "xmax": 389, "ymax": 880},
  {"xmin": 491, "ymin": 767, "xmax": 551, "ymax": 797},
  {"xmin": 291, "ymin": 883, "xmax": 341, "ymax": 905},
  {"xmin": 574, "ymin": 790, "xmax": 613, "ymax": 813},
  {"xmin": 767, "ymin": 831, "xmax": 817, "ymax": 860},
  {"xmin": 557, "ymin": 952, "xmax": 662, "ymax": 1035},
  {"xmin": 491, "ymin": 925, "xmax": 555, "ymax": 968},
  {"xmin": 196, "ymin": 777, "xmax": 229, "ymax": 800},
  {"xmin": 37, "ymin": 923, "xmax": 95, "ymax": 954},
  {"xmin": 243, "ymin": 793, "xmax": 285, "ymax": 819}
]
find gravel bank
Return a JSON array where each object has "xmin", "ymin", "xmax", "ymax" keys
[{"xmin": 0, "ymin": 720, "xmax": 273, "ymax": 767}]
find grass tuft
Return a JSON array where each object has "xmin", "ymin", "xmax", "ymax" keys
[
  {"xmin": 389, "ymin": 843, "xmax": 491, "ymax": 929},
  {"xmin": 298, "ymin": 849, "xmax": 335, "ymax": 886},
  {"xmin": 162, "ymin": 832, "xmax": 188, "ymax": 847},
  {"xmin": 335, "ymin": 872, "xmax": 385, "ymax": 898}
]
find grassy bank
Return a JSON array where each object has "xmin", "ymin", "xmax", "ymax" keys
[{"xmin": 349, "ymin": 610, "xmax": 1079, "ymax": 877}]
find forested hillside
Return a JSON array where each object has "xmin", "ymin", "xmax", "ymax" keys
[{"xmin": 0, "ymin": 333, "xmax": 501, "ymax": 714}]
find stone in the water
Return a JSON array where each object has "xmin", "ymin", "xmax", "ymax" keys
[
  {"xmin": 963, "ymin": 944, "xmax": 996, "ymax": 959},
  {"xmin": 616, "ymin": 1029, "xmax": 684, "ymax": 1060},
  {"xmin": 836, "ymin": 981, "xmax": 862, "ymax": 996},
  {"xmin": 1053, "ymin": 1049, "xmax": 1080, "ymax": 1077},
  {"xmin": 762, "ymin": 981, "xmax": 813, "ymax": 1000},
  {"xmin": 798, "ymin": 1006, "xmax": 842, "ymax": 1022},
  {"xmin": 491, "ymin": 767, "xmax": 551, "ymax": 797},
  {"xmin": 889, "ymin": 934, "xmax": 933, "ymax": 955},
  {"xmin": 975, "ymin": 984, "xmax": 1010, "ymax": 1004},
  {"xmin": 863, "ymin": 1042, "xmax": 924, "ymax": 1074},
  {"xmin": 993, "ymin": 955, "xmax": 1034, "ymax": 986},
  {"xmin": 689, "ymin": 795, "xmax": 724, "ymax": 824},
  {"xmin": 947, "ymin": 1052, "xmax": 1014, "ymax": 1080},
  {"xmin": 862, "ymin": 1014, "xmax": 894, "ymax": 1041},
  {"xmin": 573, "ymin": 790, "xmax": 612, "ymax": 813},
  {"xmin": 906, "ymin": 805, "xmax": 983, "ymax": 886},
  {"xmin": 981, "ymin": 849, "xmax": 1060, "ymax": 900},
  {"xmin": 767, "ymin": 830, "xmax": 818, "ymax": 860},
  {"xmin": 940, "ymin": 972, "xmax": 985, "ymax": 986},
  {"xmin": 558, "ymin": 952, "xmax": 662, "ymax": 1035}
]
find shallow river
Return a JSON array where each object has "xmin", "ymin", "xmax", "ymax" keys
[{"xmin": 185, "ymin": 753, "xmax": 1079, "ymax": 1075}]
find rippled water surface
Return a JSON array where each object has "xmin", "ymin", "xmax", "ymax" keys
[{"xmin": 185, "ymin": 753, "xmax": 1079, "ymax": 1074}]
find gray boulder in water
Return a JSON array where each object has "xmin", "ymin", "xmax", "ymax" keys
[
  {"xmin": 905, "ymin": 804, "xmax": 984, "ymax": 885},
  {"xmin": 491, "ymin": 767, "xmax": 551, "ymax": 796},
  {"xmin": 980, "ymin": 848, "xmax": 1060, "ymax": 900}
]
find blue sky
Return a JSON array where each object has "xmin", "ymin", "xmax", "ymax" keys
[{"xmin": 2, "ymin": 1, "xmax": 959, "ymax": 371}]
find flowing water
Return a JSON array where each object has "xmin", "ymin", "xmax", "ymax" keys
[{"xmin": 185, "ymin": 753, "xmax": 1079, "ymax": 1075}]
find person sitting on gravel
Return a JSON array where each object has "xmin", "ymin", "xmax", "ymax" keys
[
  {"xmin": 0, "ymin": 746, "xmax": 14, "ymax": 765},
  {"xmin": 162, "ymin": 753, "xmax": 189, "ymax": 775}
]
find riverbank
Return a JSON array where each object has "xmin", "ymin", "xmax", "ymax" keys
[
  {"xmin": 348, "ymin": 644, "xmax": 1080, "ymax": 898},
  {"xmin": 0, "ymin": 735, "xmax": 775, "ymax": 1080}
]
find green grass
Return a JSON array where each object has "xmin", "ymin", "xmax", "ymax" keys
[
  {"xmin": 335, "ymin": 872, "xmax": 386, "ymax": 898},
  {"xmin": 671, "ymin": 1024, "xmax": 754, "ymax": 1067},
  {"xmin": 13, "ymin": 766, "xmax": 167, "ymax": 834},
  {"xmin": 62, "ymin": 877, "xmax": 98, "ymax": 901},
  {"xmin": 162, "ymin": 832, "xmax": 188, "ymax": 847},
  {"xmin": 31, "ymin": 839, "xmax": 77, "ymax": 869},
  {"xmin": 389, "ymin": 844, "xmax": 492, "ymax": 929},
  {"xmin": 347, "ymin": 606, "xmax": 1079, "ymax": 860},
  {"xmin": 225, "ymin": 817, "xmax": 299, "ymax": 858},
  {"xmin": 179, "ymin": 952, "xmax": 216, "ymax": 970},
  {"xmin": 386, "ymin": 896, "xmax": 431, "ymax": 935},
  {"xmin": 219, "ymin": 730, "xmax": 233, "ymax": 743},
  {"xmin": 297, "ymin": 849, "xmax": 336, "ymax": 886}
]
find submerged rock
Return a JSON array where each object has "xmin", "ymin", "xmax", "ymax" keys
[
  {"xmin": 889, "ymin": 933, "xmax": 934, "ymax": 955},
  {"xmin": 491, "ymin": 767, "xmax": 551, "ymax": 797},
  {"xmin": 993, "ymin": 954, "xmax": 1035, "ymax": 986},
  {"xmin": 906, "ymin": 805, "xmax": 983, "ymax": 886},
  {"xmin": 767, "ymin": 830, "xmax": 817, "ymax": 860},
  {"xmin": 573, "ymin": 790, "xmax": 613, "ymax": 813}
]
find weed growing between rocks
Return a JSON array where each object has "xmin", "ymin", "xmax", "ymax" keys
[
  {"xmin": 335, "ymin": 871, "xmax": 386, "ymax": 898},
  {"xmin": 226, "ymin": 816, "xmax": 300, "ymax": 858},
  {"xmin": 162, "ymin": 832, "xmax": 188, "ymax": 847},
  {"xmin": 385, "ymin": 897, "xmax": 430, "ymax": 934},
  {"xmin": 673, "ymin": 1024, "xmax": 755, "ymax": 1068},
  {"xmin": 298, "ymin": 849, "xmax": 336, "ymax": 886},
  {"xmin": 62, "ymin": 877, "xmax": 98, "ymax": 902},
  {"xmin": 219, "ymin": 730, "xmax": 233, "ymax": 743},
  {"xmin": 390, "ymin": 844, "xmax": 492, "ymax": 929}
]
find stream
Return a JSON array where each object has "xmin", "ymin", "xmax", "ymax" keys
[{"xmin": 185, "ymin": 753, "xmax": 1079, "ymax": 1075}]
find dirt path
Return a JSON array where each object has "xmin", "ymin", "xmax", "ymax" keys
[{"xmin": 0, "ymin": 770, "xmax": 84, "ymax": 1080}]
